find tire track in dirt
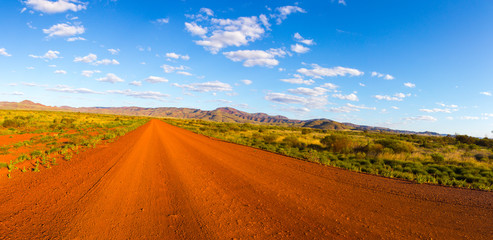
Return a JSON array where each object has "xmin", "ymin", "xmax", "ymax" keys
[{"xmin": 0, "ymin": 119, "xmax": 492, "ymax": 239}]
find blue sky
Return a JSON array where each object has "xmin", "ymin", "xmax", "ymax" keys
[{"xmin": 0, "ymin": 0, "xmax": 492, "ymax": 137}]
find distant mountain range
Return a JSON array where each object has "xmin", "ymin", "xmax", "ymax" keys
[{"xmin": 0, "ymin": 100, "xmax": 444, "ymax": 136}]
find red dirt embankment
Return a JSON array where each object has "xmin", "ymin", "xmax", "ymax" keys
[{"xmin": 0, "ymin": 119, "xmax": 492, "ymax": 239}]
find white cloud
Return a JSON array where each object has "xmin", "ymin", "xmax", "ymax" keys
[
  {"xmin": 66, "ymin": 36, "xmax": 86, "ymax": 42},
  {"xmin": 403, "ymin": 116, "xmax": 437, "ymax": 122},
  {"xmin": 288, "ymin": 87, "xmax": 327, "ymax": 96},
  {"xmin": 223, "ymin": 48, "xmax": 287, "ymax": 67},
  {"xmin": 26, "ymin": 66, "xmax": 35, "ymax": 70},
  {"xmin": 371, "ymin": 71, "xmax": 394, "ymax": 80},
  {"xmin": 93, "ymin": 59, "xmax": 119, "ymax": 66},
  {"xmin": 43, "ymin": 23, "xmax": 84, "ymax": 38},
  {"xmin": 437, "ymin": 103, "xmax": 458, "ymax": 108},
  {"xmin": 0, "ymin": 48, "xmax": 12, "ymax": 57},
  {"xmin": 29, "ymin": 50, "xmax": 60, "ymax": 60},
  {"xmin": 404, "ymin": 82, "xmax": 415, "ymax": 88},
  {"xmin": 161, "ymin": 64, "xmax": 188, "ymax": 73},
  {"xmin": 74, "ymin": 53, "xmax": 97, "ymax": 63},
  {"xmin": 359, "ymin": 83, "xmax": 366, "ymax": 87},
  {"xmin": 391, "ymin": 106, "xmax": 399, "ymax": 110},
  {"xmin": 200, "ymin": 8, "xmax": 214, "ymax": 16},
  {"xmin": 107, "ymin": 89, "xmax": 169, "ymax": 101},
  {"xmin": 273, "ymin": 6, "xmax": 306, "ymax": 24},
  {"xmin": 108, "ymin": 48, "xmax": 120, "ymax": 55},
  {"xmin": 297, "ymin": 64, "xmax": 363, "ymax": 79},
  {"xmin": 280, "ymin": 76, "xmax": 315, "ymax": 85},
  {"xmin": 185, "ymin": 22, "xmax": 208, "ymax": 36},
  {"xmin": 480, "ymin": 91, "xmax": 492, "ymax": 96},
  {"xmin": 241, "ymin": 79, "xmax": 252, "ymax": 85},
  {"xmin": 165, "ymin": 52, "xmax": 190, "ymax": 60},
  {"xmin": 145, "ymin": 76, "xmax": 168, "ymax": 83},
  {"xmin": 177, "ymin": 71, "xmax": 193, "ymax": 76},
  {"xmin": 11, "ymin": 91, "xmax": 25, "ymax": 96},
  {"xmin": 96, "ymin": 73, "xmax": 124, "ymax": 83},
  {"xmin": 291, "ymin": 43, "xmax": 309, "ymax": 54},
  {"xmin": 25, "ymin": 0, "xmax": 87, "ymax": 14},
  {"xmin": 293, "ymin": 33, "xmax": 314, "ymax": 45},
  {"xmin": 54, "ymin": 69, "xmax": 67, "ymax": 74},
  {"xmin": 320, "ymin": 83, "xmax": 338, "ymax": 90},
  {"xmin": 333, "ymin": 93, "xmax": 359, "ymax": 101},
  {"xmin": 265, "ymin": 92, "xmax": 328, "ymax": 109},
  {"xmin": 47, "ymin": 84, "xmax": 100, "ymax": 94},
  {"xmin": 383, "ymin": 74, "xmax": 394, "ymax": 80},
  {"xmin": 419, "ymin": 108, "xmax": 457, "ymax": 113},
  {"xmin": 265, "ymin": 92, "xmax": 307, "ymax": 104},
  {"xmin": 189, "ymin": 16, "xmax": 266, "ymax": 54},
  {"xmin": 154, "ymin": 18, "xmax": 169, "ymax": 24},
  {"xmin": 482, "ymin": 113, "xmax": 493, "ymax": 117},
  {"xmin": 81, "ymin": 70, "xmax": 100, "ymax": 77},
  {"xmin": 173, "ymin": 80, "xmax": 232, "ymax": 92},
  {"xmin": 129, "ymin": 81, "xmax": 142, "ymax": 86},
  {"xmin": 338, "ymin": 0, "xmax": 347, "ymax": 6},
  {"xmin": 374, "ymin": 93, "xmax": 410, "ymax": 101},
  {"xmin": 330, "ymin": 103, "xmax": 376, "ymax": 113}
]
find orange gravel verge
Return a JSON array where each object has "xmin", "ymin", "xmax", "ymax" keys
[{"xmin": 0, "ymin": 119, "xmax": 492, "ymax": 239}]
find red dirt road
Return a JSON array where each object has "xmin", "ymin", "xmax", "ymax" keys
[{"xmin": 0, "ymin": 119, "xmax": 492, "ymax": 239}]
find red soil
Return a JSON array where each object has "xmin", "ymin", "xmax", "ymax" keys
[{"xmin": 0, "ymin": 119, "xmax": 491, "ymax": 239}]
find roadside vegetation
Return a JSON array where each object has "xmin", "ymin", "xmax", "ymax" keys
[
  {"xmin": 164, "ymin": 118, "xmax": 493, "ymax": 191},
  {"xmin": 0, "ymin": 110, "xmax": 148, "ymax": 176}
]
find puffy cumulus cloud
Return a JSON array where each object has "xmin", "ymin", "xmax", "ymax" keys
[
  {"xmin": 0, "ymin": 48, "xmax": 12, "ymax": 57},
  {"xmin": 108, "ymin": 48, "xmax": 120, "ymax": 55},
  {"xmin": 333, "ymin": 93, "xmax": 359, "ymax": 101},
  {"xmin": 291, "ymin": 43, "xmax": 309, "ymax": 54},
  {"xmin": 480, "ymin": 91, "xmax": 492, "ymax": 96},
  {"xmin": 297, "ymin": 64, "xmax": 363, "ymax": 79},
  {"xmin": 188, "ymin": 15, "xmax": 267, "ymax": 54},
  {"xmin": 165, "ymin": 52, "xmax": 190, "ymax": 60},
  {"xmin": 74, "ymin": 53, "xmax": 118, "ymax": 65},
  {"xmin": 81, "ymin": 70, "xmax": 100, "ymax": 77},
  {"xmin": 74, "ymin": 53, "xmax": 97, "ymax": 63},
  {"xmin": 107, "ymin": 89, "xmax": 169, "ymax": 101},
  {"xmin": 185, "ymin": 22, "xmax": 208, "ymax": 36},
  {"xmin": 330, "ymin": 103, "xmax": 376, "ymax": 113},
  {"xmin": 29, "ymin": 50, "xmax": 60, "ymax": 60},
  {"xmin": 43, "ymin": 23, "xmax": 84, "ymax": 38},
  {"xmin": 54, "ymin": 69, "xmax": 67, "ymax": 74},
  {"xmin": 293, "ymin": 33, "xmax": 314, "ymax": 45},
  {"xmin": 288, "ymin": 87, "xmax": 327, "ymax": 96},
  {"xmin": 96, "ymin": 73, "xmax": 124, "ymax": 83},
  {"xmin": 223, "ymin": 48, "xmax": 287, "ymax": 67},
  {"xmin": 404, "ymin": 82, "xmax": 415, "ymax": 88},
  {"xmin": 273, "ymin": 6, "xmax": 306, "ymax": 24},
  {"xmin": 374, "ymin": 93, "xmax": 410, "ymax": 101},
  {"xmin": 371, "ymin": 71, "xmax": 394, "ymax": 80},
  {"xmin": 145, "ymin": 76, "xmax": 168, "ymax": 83},
  {"xmin": 129, "ymin": 81, "xmax": 142, "ymax": 86},
  {"xmin": 241, "ymin": 79, "xmax": 252, "ymax": 85},
  {"xmin": 47, "ymin": 85, "xmax": 100, "ymax": 94},
  {"xmin": 24, "ymin": 0, "xmax": 87, "ymax": 14},
  {"xmin": 321, "ymin": 83, "xmax": 338, "ymax": 90},
  {"xmin": 338, "ymin": 0, "xmax": 347, "ymax": 6},
  {"xmin": 173, "ymin": 80, "xmax": 232, "ymax": 92},
  {"xmin": 403, "ymin": 115, "xmax": 437, "ymax": 122}
]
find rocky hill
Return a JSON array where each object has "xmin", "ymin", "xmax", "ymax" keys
[{"xmin": 0, "ymin": 100, "xmax": 443, "ymax": 136}]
